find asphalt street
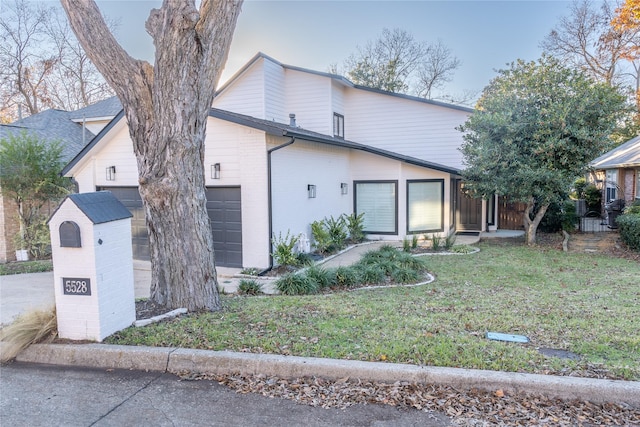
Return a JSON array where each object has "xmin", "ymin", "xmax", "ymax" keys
[{"xmin": 0, "ymin": 363, "xmax": 451, "ymax": 427}]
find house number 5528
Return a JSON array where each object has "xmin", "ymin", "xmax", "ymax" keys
[{"xmin": 62, "ymin": 277, "xmax": 91, "ymax": 296}]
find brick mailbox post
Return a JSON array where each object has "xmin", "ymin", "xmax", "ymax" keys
[{"xmin": 48, "ymin": 191, "xmax": 135, "ymax": 341}]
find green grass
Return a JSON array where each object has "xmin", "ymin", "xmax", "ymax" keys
[
  {"xmin": 0, "ymin": 260, "xmax": 53, "ymax": 275},
  {"xmin": 106, "ymin": 240, "xmax": 640, "ymax": 380}
]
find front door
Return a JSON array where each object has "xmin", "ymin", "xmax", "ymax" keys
[{"xmin": 456, "ymin": 180, "xmax": 483, "ymax": 231}]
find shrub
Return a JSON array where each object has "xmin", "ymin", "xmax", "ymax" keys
[
  {"xmin": 275, "ymin": 273, "xmax": 317, "ymax": 295},
  {"xmin": 402, "ymin": 238, "xmax": 411, "ymax": 252},
  {"xmin": 343, "ymin": 212, "xmax": 365, "ymax": 243},
  {"xmin": 539, "ymin": 200, "xmax": 578, "ymax": 233},
  {"xmin": 584, "ymin": 184, "xmax": 602, "ymax": 213},
  {"xmin": 237, "ymin": 279, "xmax": 263, "ymax": 295},
  {"xmin": 355, "ymin": 264, "xmax": 386, "ymax": 284},
  {"xmin": 444, "ymin": 232, "xmax": 457, "ymax": 250},
  {"xmin": 295, "ymin": 252, "xmax": 314, "ymax": 266},
  {"xmin": 333, "ymin": 266, "xmax": 360, "ymax": 288},
  {"xmin": 411, "ymin": 234, "xmax": 419, "ymax": 249},
  {"xmin": 430, "ymin": 234, "xmax": 442, "ymax": 251},
  {"xmin": 272, "ymin": 231, "xmax": 299, "ymax": 267},
  {"xmin": 311, "ymin": 220, "xmax": 334, "ymax": 254},
  {"xmin": 391, "ymin": 266, "xmax": 422, "ymax": 284},
  {"xmin": 305, "ymin": 265, "xmax": 334, "ymax": 290},
  {"xmin": 325, "ymin": 215, "xmax": 348, "ymax": 250},
  {"xmin": 240, "ymin": 267, "xmax": 261, "ymax": 276},
  {"xmin": 617, "ymin": 212, "xmax": 640, "ymax": 251}
]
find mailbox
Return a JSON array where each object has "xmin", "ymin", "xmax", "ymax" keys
[{"xmin": 48, "ymin": 191, "xmax": 135, "ymax": 341}]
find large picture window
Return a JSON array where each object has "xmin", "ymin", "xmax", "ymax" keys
[
  {"xmin": 407, "ymin": 180, "xmax": 444, "ymax": 233},
  {"xmin": 355, "ymin": 181, "xmax": 397, "ymax": 234}
]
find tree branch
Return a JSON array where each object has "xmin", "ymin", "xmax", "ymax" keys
[{"xmin": 59, "ymin": 0, "xmax": 152, "ymax": 109}]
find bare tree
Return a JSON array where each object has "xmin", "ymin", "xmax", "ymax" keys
[
  {"xmin": 541, "ymin": 0, "xmax": 640, "ymax": 88},
  {"xmin": 416, "ymin": 39, "xmax": 461, "ymax": 99},
  {"xmin": 0, "ymin": 0, "xmax": 56, "ymax": 119},
  {"xmin": 0, "ymin": 0, "xmax": 114, "ymax": 121},
  {"xmin": 345, "ymin": 28, "xmax": 424, "ymax": 93},
  {"xmin": 343, "ymin": 28, "xmax": 460, "ymax": 99},
  {"xmin": 60, "ymin": 0, "xmax": 243, "ymax": 311},
  {"xmin": 43, "ymin": 9, "xmax": 114, "ymax": 111}
]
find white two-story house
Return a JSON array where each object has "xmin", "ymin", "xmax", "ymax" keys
[{"xmin": 63, "ymin": 53, "xmax": 493, "ymax": 269}]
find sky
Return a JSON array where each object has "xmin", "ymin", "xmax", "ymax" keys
[{"xmin": 89, "ymin": 0, "xmax": 580, "ymax": 103}]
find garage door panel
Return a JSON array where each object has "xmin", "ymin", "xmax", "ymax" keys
[{"xmin": 101, "ymin": 187, "xmax": 242, "ymax": 267}]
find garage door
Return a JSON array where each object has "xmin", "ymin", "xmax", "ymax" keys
[{"xmin": 100, "ymin": 187, "xmax": 242, "ymax": 267}]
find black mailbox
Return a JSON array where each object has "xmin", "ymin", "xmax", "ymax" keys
[{"xmin": 59, "ymin": 221, "xmax": 81, "ymax": 247}]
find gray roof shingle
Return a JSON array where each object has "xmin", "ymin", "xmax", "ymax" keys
[
  {"xmin": 64, "ymin": 191, "xmax": 132, "ymax": 224},
  {"xmin": 0, "ymin": 97, "xmax": 121, "ymax": 164},
  {"xmin": 591, "ymin": 136, "xmax": 640, "ymax": 169}
]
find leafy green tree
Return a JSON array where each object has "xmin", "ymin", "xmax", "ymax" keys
[
  {"xmin": 459, "ymin": 56, "xmax": 626, "ymax": 245},
  {"xmin": 0, "ymin": 131, "xmax": 71, "ymax": 258}
]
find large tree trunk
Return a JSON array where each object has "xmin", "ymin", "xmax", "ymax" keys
[
  {"xmin": 61, "ymin": 0, "xmax": 243, "ymax": 311},
  {"xmin": 522, "ymin": 197, "xmax": 549, "ymax": 246}
]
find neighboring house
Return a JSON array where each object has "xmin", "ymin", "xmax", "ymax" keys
[
  {"xmin": 590, "ymin": 135, "xmax": 640, "ymax": 207},
  {"xmin": 62, "ymin": 53, "xmax": 494, "ymax": 269},
  {"xmin": 0, "ymin": 98, "xmax": 122, "ymax": 262}
]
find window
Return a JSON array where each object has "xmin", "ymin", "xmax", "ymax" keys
[
  {"xmin": 606, "ymin": 169, "xmax": 618, "ymax": 202},
  {"xmin": 407, "ymin": 180, "xmax": 444, "ymax": 233},
  {"xmin": 333, "ymin": 113, "xmax": 344, "ymax": 138},
  {"xmin": 355, "ymin": 181, "xmax": 397, "ymax": 234},
  {"xmin": 486, "ymin": 194, "xmax": 496, "ymax": 226},
  {"xmin": 636, "ymin": 169, "xmax": 640, "ymax": 199}
]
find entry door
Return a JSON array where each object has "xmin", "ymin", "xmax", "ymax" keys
[{"xmin": 456, "ymin": 181, "xmax": 483, "ymax": 231}]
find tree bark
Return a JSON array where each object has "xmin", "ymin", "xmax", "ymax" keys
[
  {"xmin": 60, "ymin": 0, "xmax": 243, "ymax": 311},
  {"xmin": 522, "ymin": 197, "xmax": 549, "ymax": 246}
]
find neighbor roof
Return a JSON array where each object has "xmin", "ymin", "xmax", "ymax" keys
[
  {"xmin": 68, "ymin": 96, "xmax": 122, "ymax": 121},
  {"xmin": 0, "ymin": 109, "xmax": 94, "ymax": 163},
  {"xmin": 209, "ymin": 108, "xmax": 461, "ymax": 175},
  {"xmin": 590, "ymin": 136, "xmax": 640, "ymax": 169}
]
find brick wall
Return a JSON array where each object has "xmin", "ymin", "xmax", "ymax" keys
[{"xmin": 0, "ymin": 191, "xmax": 20, "ymax": 262}]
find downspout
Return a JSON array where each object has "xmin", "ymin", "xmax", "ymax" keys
[{"xmin": 264, "ymin": 135, "xmax": 296, "ymax": 273}]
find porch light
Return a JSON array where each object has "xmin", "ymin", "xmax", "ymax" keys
[
  {"xmin": 308, "ymin": 184, "xmax": 316, "ymax": 198},
  {"xmin": 211, "ymin": 163, "xmax": 221, "ymax": 179},
  {"xmin": 341, "ymin": 182, "xmax": 348, "ymax": 195},
  {"xmin": 105, "ymin": 166, "xmax": 116, "ymax": 181}
]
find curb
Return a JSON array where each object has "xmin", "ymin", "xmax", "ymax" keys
[{"xmin": 15, "ymin": 343, "xmax": 640, "ymax": 408}]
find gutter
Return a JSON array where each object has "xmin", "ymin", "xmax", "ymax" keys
[{"xmin": 265, "ymin": 136, "xmax": 296, "ymax": 272}]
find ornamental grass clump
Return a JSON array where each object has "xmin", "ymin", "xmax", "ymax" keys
[
  {"xmin": 275, "ymin": 273, "xmax": 317, "ymax": 295},
  {"xmin": 237, "ymin": 279, "xmax": 263, "ymax": 295},
  {"xmin": 0, "ymin": 307, "xmax": 57, "ymax": 363},
  {"xmin": 305, "ymin": 265, "xmax": 334, "ymax": 290}
]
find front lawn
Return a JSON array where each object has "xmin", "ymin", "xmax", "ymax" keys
[{"xmin": 106, "ymin": 239, "xmax": 640, "ymax": 380}]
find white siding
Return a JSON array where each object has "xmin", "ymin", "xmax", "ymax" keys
[
  {"xmin": 270, "ymin": 139, "xmax": 351, "ymax": 246},
  {"xmin": 263, "ymin": 59, "xmax": 287, "ymax": 122},
  {"xmin": 206, "ymin": 119, "xmax": 270, "ymax": 268},
  {"xmin": 214, "ymin": 57, "xmax": 266, "ymax": 118},
  {"xmin": 284, "ymin": 69, "xmax": 333, "ymax": 135},
  {"xmin": 344, "ymin": 88, "xmax": 469, "ymax": 170}
]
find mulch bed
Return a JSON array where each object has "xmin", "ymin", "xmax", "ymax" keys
[{"xmin": 135, "ymin": 299, "xmax": 174, "ymax": 320}]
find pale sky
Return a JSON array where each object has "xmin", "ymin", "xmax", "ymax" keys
[{"xmin": 92, "ymin": 0, "xmax": 578, "ymax": 102}]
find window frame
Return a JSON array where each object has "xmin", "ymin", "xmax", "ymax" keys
[
  {"xmin": 605, "ymin": 169, "xmax": 618, "ymax": 202},
  {"xmin": 333, "ymin": 112, "xmax": 345, "ymax": 139},
  {"xmin": 406, "ymin": 179, "xmax": 445, "ymax": 234},
  {"xmin": 354, "ymin": 180, "xmax": 398, "ymax": 235}
]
